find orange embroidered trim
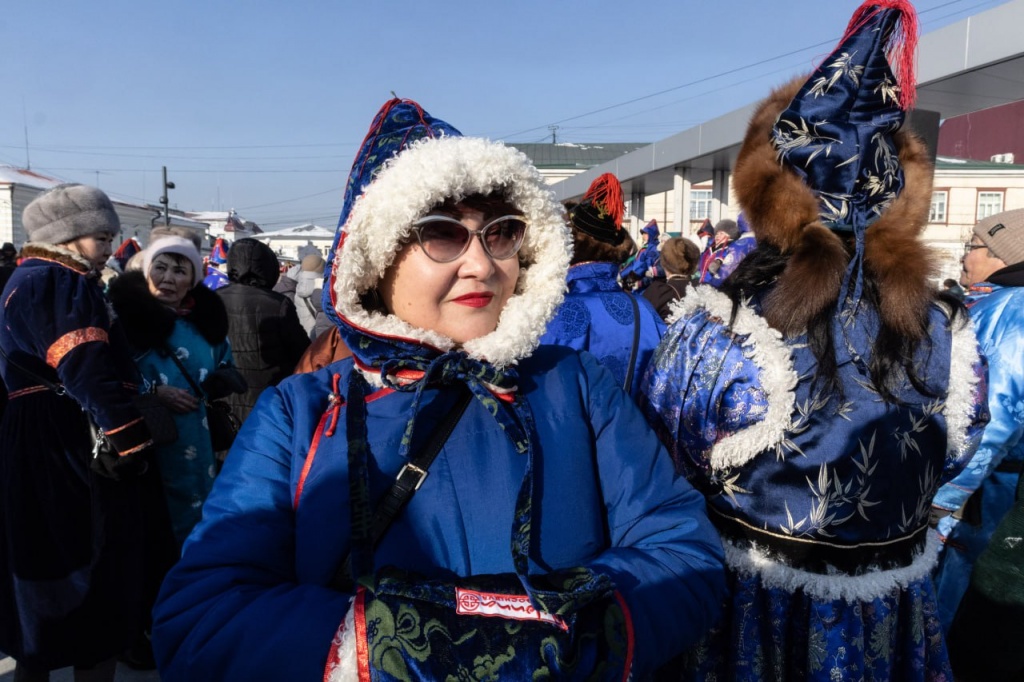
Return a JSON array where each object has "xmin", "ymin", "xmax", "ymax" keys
[
  {"xmin": 104, "ymin": 416, "xmax": 144, "ymax": 436},
  {"xmin": 118, "ymin": 439, "xmax": 153, "ymax": 457},
  {"xmin": 46, "ymin": 327, "xmax": 108, "ymax": 368},
  {"xmin": 7, "ymin": 385, "xmax": 50, "ymax": 399}
]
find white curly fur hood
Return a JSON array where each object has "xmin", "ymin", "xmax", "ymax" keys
[{"xmin": 329, "ymin": 136, "xmax": 572, "ymax": 369}]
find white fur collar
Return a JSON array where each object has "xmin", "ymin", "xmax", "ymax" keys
[
  {"xmin": 670, "ymin": 286, "xmax": 799, "ymax": 471},
  {"xmin": 330, "ymin": 136, "xmax": 571, "ymax": 369},
  {"xmin": 944, "ymin": 310, "xmax": 984, "ymax": 459}
]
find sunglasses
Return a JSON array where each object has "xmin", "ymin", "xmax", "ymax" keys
[{"xmin": 412, "ymin": 214, "xmax": 528, "ymax": 264}]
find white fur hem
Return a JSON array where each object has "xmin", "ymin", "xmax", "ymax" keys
[
  {"xmin": 944, "ymin": 313, "xmax": 983, "ymax": 459},
  {"xmin": 325, "ymin": 598, "xmax": 358, "ymax": 682},
  {"xmin": 723, "ymin": 531, "xmax": 940, "ymax": 602},
  {"xmin": 673, "ymin": 286, "xmax": 799, "ymax": 472},
  {"xmin": 331, "ymin": 136, "xmax": 571, "ymax": 369}
]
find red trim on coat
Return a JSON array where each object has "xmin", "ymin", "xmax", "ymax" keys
[
  {"xmin": 7, "ymin": 385, "xmax": 49, "ymax": 399},
  {"xmin": 294, "ymin": 407, "xmax": 333, "ymax": 510},
  {"xmin": 45, "ymin": 327, "xmax": 108, "ymax": 368},
  {"xmin": 354, "ymin": 588, "xmax": 370, "ymax": 680},
  {"xmin": 104, "ymin": 416, "xmax": 144, "ymax": 436},
  {"xmin": 118, "ymin": 439, "xmax": 154, "ymax": 457},
  {"xmin": 615, "ymin": 591, "xmax": 635, "ymax": 682}
]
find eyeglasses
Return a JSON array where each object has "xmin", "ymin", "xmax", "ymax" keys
[
  {"xmin": 963, "ymin": 242, "xmax": 988, "ymax": 256},
  {"xmin": 412, "ymin": 215, "xmax": 528, "ymax": 263}
]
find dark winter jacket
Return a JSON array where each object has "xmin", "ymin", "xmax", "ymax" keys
[
  {"xmin": 643, "ymin": 276, "xmax": 690, "ymax": 321},
  {"xmin": 217, "ymin": 240, "xmax": 310, "ymax": 423},
  {"xmin": 0, "ymin": 244, "xmax": 152, "ymax": 668}
]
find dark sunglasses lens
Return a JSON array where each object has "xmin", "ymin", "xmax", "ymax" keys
[
  {"xmin": 483, "ymin": 218, "xmax": 527, "ymax": 259},
  {"xmin": 419, "ymin": 221, "xmax": 470, "ymax": 262}
]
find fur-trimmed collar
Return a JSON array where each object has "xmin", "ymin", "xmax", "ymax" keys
[
  {"xmin": 20, "ymin": 242, "xmax": 95, "ymax": 275},
  {"xmin": 732, "ymin": 76, "xmax": 936, "ymax": 339},
  {"xmin": 329, "ymin": 136, "xmax": 571, "ymax": 370},
  {"xmin": 107, "ymin": 271, "xmax": 229, "ymax": 351}
]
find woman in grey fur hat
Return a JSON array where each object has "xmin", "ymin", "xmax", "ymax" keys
[{"xmin": 0, "ymin": 184, "xmax": 154, "ymax": 682}]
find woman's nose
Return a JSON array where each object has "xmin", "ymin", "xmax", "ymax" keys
[{"xmin": 458, "ymin": 232, "xmax": 496, "ymax": 277}]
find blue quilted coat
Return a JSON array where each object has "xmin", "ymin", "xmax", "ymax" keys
[{"xmin": 540, "ymin": 261, "xmax": 665, "ymax": 399}]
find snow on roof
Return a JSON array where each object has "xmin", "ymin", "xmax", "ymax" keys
[{"xmin": 255, "ymin": 223, "xmax": 335, "ymax": 238}]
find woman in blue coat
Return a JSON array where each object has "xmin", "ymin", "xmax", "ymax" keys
[
  {"xmin": 0, "ymin": 185, "xmax": 153, "ymax": 681},
  {"xmin": 151, "ymin": 98, "xmax": 725, "ymax": 682},
  {"xmin": 540, "ymin": 173, "xmax": 666, "ymax": 399}
]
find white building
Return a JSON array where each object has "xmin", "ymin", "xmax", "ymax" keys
[
  {"xmin": 251, "ymin": 223, "xmax": 335, "ymax": 262},
  {"xmin": 0, "ymin": 166, "xmax": 209, "ymax": 249}
]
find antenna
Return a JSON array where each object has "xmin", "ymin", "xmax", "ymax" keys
[{"xmin": 22, "ymin": 98, "xmax": 31, "ymax": 169}]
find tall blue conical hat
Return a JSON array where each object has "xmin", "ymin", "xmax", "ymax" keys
[
  {"xmin": 733, "ymin": 0, "xmax": 935, "ymax": 339},
  {"xmin": 772, "ymin": 0, "xmax": 918, "ymax": 237}
]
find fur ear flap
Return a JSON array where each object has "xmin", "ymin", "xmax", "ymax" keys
[
  {"xmin": 862, "ymin": 129, "xmax": 936, "ymax": 340},
  {"xmin": 763, "ymin": 223, "xmax": 849, "ymax": 337}
]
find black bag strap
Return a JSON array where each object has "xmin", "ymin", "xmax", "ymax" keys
[
  {"xmin": 623, "ymin": 294, "xmax": 641, "ymax": 392},
  {"xmin": 0, "ymin": 345, "xmax": 66, "ymax": 395},
  {"xmin": 329, "ymin": 388, "xmax": 473, "ymax": 591},
  {"xmin": 164, "ymin": 345, "xmax": 208, "ymax": 401}
]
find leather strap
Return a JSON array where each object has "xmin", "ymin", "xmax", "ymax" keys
[
  {"xmin": 330, "ymin": 388, "xmax": 473, "ymax": 590},
  {"xmin": 623, "ymin": 294, "xmax": 641, "ymax": 392}
]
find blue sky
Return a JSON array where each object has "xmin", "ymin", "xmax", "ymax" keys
[{"xmin": 0, "ymin": 0, "xmax": 1008, "ymax": 231}]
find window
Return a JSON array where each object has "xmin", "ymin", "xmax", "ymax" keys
[
  {"xmin": 690, "ymin": 189, "xmax": 713, "ymax": 220},
  {"xmin": 928, "ymin": 191, "xmax": 947, "ymax": 223},
  {"xmin": 978, "ymin": 191, "xmax": 1004, "ymax": 220}
]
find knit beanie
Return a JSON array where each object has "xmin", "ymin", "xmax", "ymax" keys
[
  {"xmin": 142, "ymin": 236, "xmax": 203, "ymax": 287},
  {"xmin": 301, "ymin": 254, "xmax": 325, "ymax": 272},
  {"xmin": 974, "ymin": 208, "xmax": 1024, "ymax": 267},
  {"xmin": 23, "ymin": 183, "xmax": 121, "ymax": 245},
  {"xmin": 569, "ymin": 173, "xmax": 626, "ymax": 245},
  {"xmin": 151, "ymin": 225, "xmax": 203, "ymax": 251}
]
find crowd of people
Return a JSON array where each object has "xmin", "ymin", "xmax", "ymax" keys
[{"xmin": 1, "ymin": 2, "xmax": 1023, "ymax": 681}]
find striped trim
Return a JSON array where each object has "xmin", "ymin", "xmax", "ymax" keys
[
  {"xmin": 7, "ymin": 385, "xmax": 50, "ymax": 399},
  {"xmin": 104, "ymin": 416, "xmax": 144, "ymax": 436},
  {"xmin": 118, "ymin": 439, "xmax": 154, "ymax": 457},
  {"xmin": 45, "ymin": 327, "xmax": 108, "ymax": 368},
  {"xmin": 294, "ymin": 409, "xmax": 334, "ymax": 509}
]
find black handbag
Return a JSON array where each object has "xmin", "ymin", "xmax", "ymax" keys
[
  {"xmin": 331, "ymin": 387, "xmax": 633, "ymax": 681},
  {"xmin": 165, "ymin": 347, "xmax": 240, "ymax": 452}
]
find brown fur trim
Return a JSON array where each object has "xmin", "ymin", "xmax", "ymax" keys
[
  {"xmin": 20, "ymin": 242, "xmax": 93, "ymax": 274},
  {"xmin": 863, "ymin": 130, "xmax": 936, "ymax": 339},
  {"xmin": 732, "ymin": 76, "xmax": 936, "ymax": 338},
  {"xmin": 763, "ymin": 224, "xmax": 849, "ymax": 337},
  {"xmin": 570, "ymin": 228, "xmax": 636, "ymax": 266}
]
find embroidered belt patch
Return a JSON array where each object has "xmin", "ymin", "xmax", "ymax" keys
[{"xmin": 455, "ymin": 588, "xmax": 568, "ymax": 630}]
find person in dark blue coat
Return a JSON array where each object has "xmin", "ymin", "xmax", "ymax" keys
[
  {"xmin": 0, "ymin": 184, "xmax": 154, "ymax": 682},
  {"xmin": 540, "ymin": 173, "xmax": 665, "ymax": 399},
  {"xmin": 151, "ymin": 99, "xmax": 725, "ymax": 682}
]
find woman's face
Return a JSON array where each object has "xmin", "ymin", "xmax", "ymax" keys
[
  {"xmin": 64, "ymin": 232, "xmax": 114, "ymax": 270},
  {"xmin": 147, "ymin": 254, "xmax": 194, "ymax": 308},
  {"xmin": 380, "ymin": 204, "xmax": 521, "ymax": 345}
]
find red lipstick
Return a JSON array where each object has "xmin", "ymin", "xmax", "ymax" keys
[{"xmin": 452, "ymin": 292, "xmax": 494, "ymax": 308}]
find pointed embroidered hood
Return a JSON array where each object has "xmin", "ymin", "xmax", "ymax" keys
[
  {"xmin": 324, "ymin": 98, "xmax": 571, "ymax": 371},
  {"xmin": 732, "ymin": 0, "xmax": 934, "ymax": 339}
]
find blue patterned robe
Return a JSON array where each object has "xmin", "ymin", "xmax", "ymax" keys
[
  {"xmin": 641, "ymin": 286, "xmax": 988, "ymax": 681},
  {"xmin": 540, "ymin": 261, "xmax": 665, "ymax": 398},
  {"xmin": 135, "ymin": 318, "xmax": 233, "ymax": 545},
  {"xmin": 933, "ymin": 280, "xmax": 1024, "ymax": 631}
]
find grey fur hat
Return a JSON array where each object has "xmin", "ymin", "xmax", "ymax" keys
[{"xmin": 23, "ymin": 184, "xmax": 121, "ymax": 245}]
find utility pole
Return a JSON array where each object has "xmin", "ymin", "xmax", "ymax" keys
[
  {"xmin": 159, "ymin": 166, "xmax": 176, "ymax": 226},
  {"xmin": 548, "ymin": 125, "xmax": 559, "ymax": 144}
]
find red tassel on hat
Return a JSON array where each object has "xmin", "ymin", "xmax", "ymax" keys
[
  {"xmin": 837, "ymin": 0, "xmax": 919, "ymax": 110},
  {"xmin": 583, "ymin": 173, "xmax": 625, "ymax": 229}
]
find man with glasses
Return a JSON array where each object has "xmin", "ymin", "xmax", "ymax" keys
[{"xmin": 933, "ymin": 208, "xmax": 1024, "ymax": 637}]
